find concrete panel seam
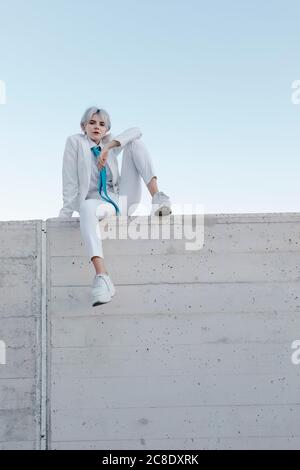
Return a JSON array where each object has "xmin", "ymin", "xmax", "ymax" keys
[{"xmin": 40, "ymin": 221, "xmax": 47, "ymax": 449}]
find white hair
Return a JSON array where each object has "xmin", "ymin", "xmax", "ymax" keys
[{"xmin": 80, "ymin": 106, "xmax": 111, "ymax": 132}]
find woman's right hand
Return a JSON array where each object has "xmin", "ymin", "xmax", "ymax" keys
[{"xmin": 97, "ymin": 147, "xmax": 109, "ymax": 170}]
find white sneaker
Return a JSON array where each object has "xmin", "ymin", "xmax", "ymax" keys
[
  {"xmin": 92, "ymin": 274, "xmax": 112, "ymax": 306},
  {"xmin": 105, "ymin": 273, "xmax": 116, "ymax": 297},
  {"xmin": 151, "ymin": 191, "xmax": 172, "ymax": 216}
]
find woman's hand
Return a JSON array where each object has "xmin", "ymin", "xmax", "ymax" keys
[{"xmin": 96, "ymin": 146, "xmax": 110, "ymax": 170}]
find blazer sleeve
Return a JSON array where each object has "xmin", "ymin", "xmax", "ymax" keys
[
  {"xmin": 58, "ymin": 137, "xmax": 79, "ymax": 218},
  {"xmin": 110, "ymin": 127, "xmax": 142, "ymax": 157}
]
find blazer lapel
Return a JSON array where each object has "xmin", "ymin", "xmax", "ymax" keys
[{"xmin": 80, "ymin": 136, "xmax": 92, "ymax": 181}]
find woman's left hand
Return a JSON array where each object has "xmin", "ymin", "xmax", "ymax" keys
[{"xmin": 97, "ymin": 146, "xmax": 110, "ymax": 170}]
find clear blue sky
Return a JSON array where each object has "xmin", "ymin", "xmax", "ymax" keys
[{"xmin": 0, "ymin": 0, "xmax": 299, "ymax": 220}]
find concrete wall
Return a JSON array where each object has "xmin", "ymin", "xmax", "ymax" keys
[
  {"xmin": 0, "ymin": 221, "xmax": 43, "ymax": 450},
  {"xmin": 1, "ymin": 214, "xmax": 300, "ymax": 450},
  {"xmin": 46, "ymin": 213, "xmax": 300, "ymax": 450}
]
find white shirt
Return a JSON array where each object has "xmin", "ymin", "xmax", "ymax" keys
[{"xmin": 85, "ymin": 136, "xmax": 115, "ymax": 200}]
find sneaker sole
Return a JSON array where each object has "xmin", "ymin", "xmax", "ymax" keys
[{"xmin": 92, "ymin": 295, "xmax": 112, "ymax": 307}]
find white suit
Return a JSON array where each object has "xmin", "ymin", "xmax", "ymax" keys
[
  {"xmin": 58, "ymin": 127, "xmax": 144, "ymax": 218},
  {"xmin": 58, "ymin": 127, "xmax": 157, "ymax": 259}
]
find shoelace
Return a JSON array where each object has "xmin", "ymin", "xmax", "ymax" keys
[
  {"xmin": 153, "ymin": 191, "xmax": 169, "ymax": 201},
  {"xmin": 93, "ymin": 275, "xmax": 110, "ymax": 289}
]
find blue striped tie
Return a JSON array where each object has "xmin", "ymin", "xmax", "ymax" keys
[{"xmin": 91, "ymin": 146, "xmax": 120, "ymax": 215}]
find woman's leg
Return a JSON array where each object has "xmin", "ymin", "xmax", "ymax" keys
[
  {"xmin": 119, "ymin": 139, "xmax": 158, "ymax": 215},
  {"xmin": 79, "ymin": 198, "xmax": 116, "ymax": 274}
]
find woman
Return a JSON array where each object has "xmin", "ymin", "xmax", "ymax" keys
[{"xmin": 59, "ymin": 106, "xmax": 172, "ymax": 307}]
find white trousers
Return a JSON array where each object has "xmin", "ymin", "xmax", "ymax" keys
[{"xmin": 79, "ymin": 139, "xmax": 157, "ymax": 259}]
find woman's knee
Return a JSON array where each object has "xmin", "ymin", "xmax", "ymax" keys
[
  {"xmin": 124, "ymin": 138, "xmax": 147, "ymax": 156},
  {"xmin": 79, "ymin": 200, "xmax": 95, "ymax": 221},
  {"xmin": 79, "ymin": 198, "xmax": 96, "ymax": 212},
  {"xmin": 80, "ymin": 199, "xmax": 110, "ymax": 219}
]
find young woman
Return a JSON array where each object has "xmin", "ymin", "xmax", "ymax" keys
[{"xmin": 59, "ymin": 106, "xmax": 172, "ymax": 307}]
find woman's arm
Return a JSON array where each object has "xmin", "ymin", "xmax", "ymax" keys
[
  {"xmin": 58, "ymin": 137, "xmax": 79, "ymax": 218},
  {"xmin": 96, "ymin": 139, "xmax": 121, "ymax": 170},
  {"xmin": 109, "ymin": 127, "xmax": 142, "ymax": 157},
  {"xmin": 96, "ymin": 127, "xmax": 143, "ymax": 170}
]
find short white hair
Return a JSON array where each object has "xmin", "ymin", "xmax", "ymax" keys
[{"xmin": 80, "ymin": 106, "xmax": 111, "ymax": 132}]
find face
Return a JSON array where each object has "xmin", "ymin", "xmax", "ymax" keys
[{"xmin": 83, "ymin": 113, "xmax": 108, "ymax": 143}]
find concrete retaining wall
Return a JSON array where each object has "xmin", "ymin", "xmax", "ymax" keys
[
  {"xmin": 46, "ymin": 214, "xmax": 300, "ymax": 450},
  {"xmin": 1, "ymin": 214, "xmax": 300, "ymax": 450},
  {"xmin": 0, "ymin": 221, "xmax": 43, "ymax": 450}
]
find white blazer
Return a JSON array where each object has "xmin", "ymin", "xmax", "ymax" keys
[{"xmin": 58, "ymin": 127, "xmax": 142, "ymax": 217}]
